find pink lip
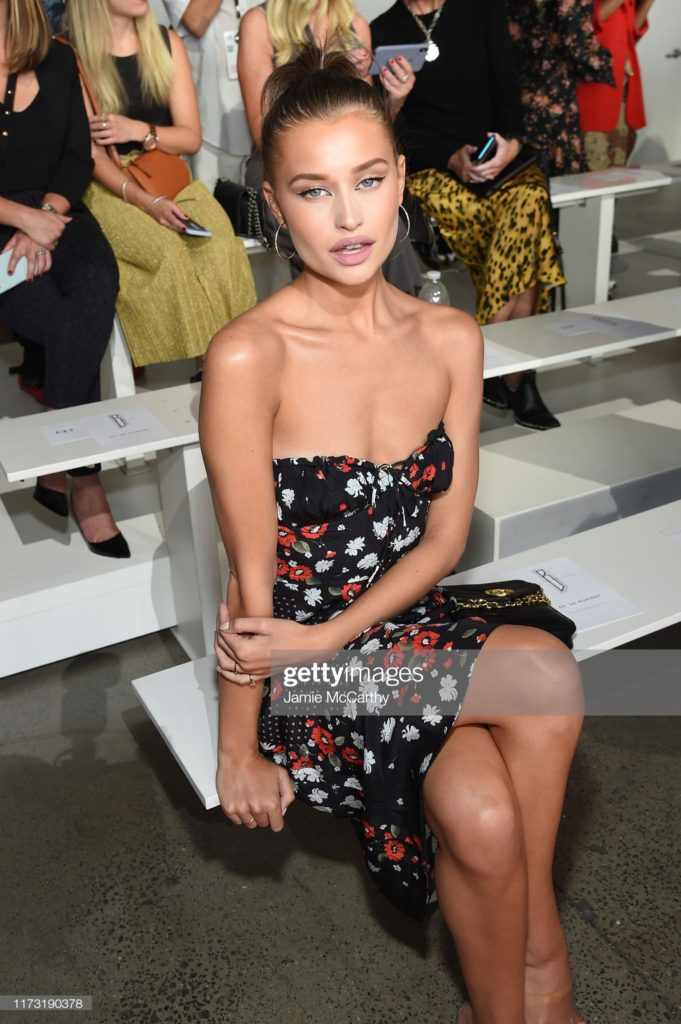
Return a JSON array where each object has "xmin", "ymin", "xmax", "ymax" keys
[{"xmin": 329, "ymin": 236, "xmax": 375, "ymax": 266}]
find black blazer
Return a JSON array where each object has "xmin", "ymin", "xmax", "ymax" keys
[{"xmin": 36, "ymin": 39, "xmax": 93, "ymax": 206}]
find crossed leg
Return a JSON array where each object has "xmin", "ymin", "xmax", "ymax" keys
[{"xmin": 423, "ymin": 624, "xmax": 585, "ymax": 1024}]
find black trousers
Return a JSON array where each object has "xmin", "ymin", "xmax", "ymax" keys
[{"xmin": 0, "ymin": 192, "xmax": 119, "ymax": 408}]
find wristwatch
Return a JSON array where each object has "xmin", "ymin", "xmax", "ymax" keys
[{"xmin": 142, "ymin": 124, "xmax": 158, "ymax": 152}]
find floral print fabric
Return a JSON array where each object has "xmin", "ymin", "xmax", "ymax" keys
[
  {"xmin": 257, "ymin": 423, "xmax": 504, "ymax": 920},
  {"xmin": 507, "ymin": 0, "xmax": 614, "ymax": 176}
]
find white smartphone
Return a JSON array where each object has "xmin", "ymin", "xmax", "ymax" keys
[
  {"xmin": 370, "ymin": 42, "xmax": 429, "ymax": 76},
  {"xmin": 0, "ymin": 248, "xmax": 29, "ymax": 294}
]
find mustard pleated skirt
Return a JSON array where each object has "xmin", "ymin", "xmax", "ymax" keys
[
  {"xmin": 407, "ymin": 163, "xmax": 565, "ymax": 322},
  {"xmin": 84, "ymin": 176, "xmax": 257, "ymax": 365}
]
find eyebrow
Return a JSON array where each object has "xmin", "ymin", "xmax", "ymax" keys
[{"xmin": 288, "ymin": 158, "xmax": 389, "ymax": 187}]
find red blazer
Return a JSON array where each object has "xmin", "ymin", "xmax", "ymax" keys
[{"xmin": 578, "ymin": 0, "xmax": 648, "ymax": 131}]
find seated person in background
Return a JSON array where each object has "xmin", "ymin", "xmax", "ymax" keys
[
  {"xmin": 237, "ymin": 0, "xmax": 423, "ymax": 296},
  {"xmin": 372, "ymin": 0, "xmax": 566, "ymax": 430},
  {"xmin": 507, "ymin": 0, "xmax": 614, "ymax": 176},
  {"xmin": 66, "ymin": 0, "xmax": 257, "ymax": 375},
  {"xmin": 0, "ymin": 1, "xmax": 125, "ymax": 558},
  {"xmin": 162, "ymin": 0, "xmax": 261, "ymax": 187},
  {"xmin": 578, "ymin": 0, "xmax": 655, "ymax": 170}
]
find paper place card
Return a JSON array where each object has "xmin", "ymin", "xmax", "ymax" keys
[
  {"xmin": 40, "ymin": 421, "xmax": 94, "ymax": 446},
  {"xmin": 543, "ymin": 312, "xmax": 667, "ymax": 341},
  {"xmin": 661, "ymin": 526, "xmax": 681, "ymax": 544},
  {"xmin": 491, "ymin": 556, "xmax": 641, "ymax": 633},
  {"xmin": 484, "ymin": 342, "xmax": 513, "ymax": 373},
  {"xmin": 40, "ymin": 407, "xmax": 170, "ymax": 449}
]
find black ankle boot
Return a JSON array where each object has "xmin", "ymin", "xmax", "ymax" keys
[
  {"xmin": 483, "ymin": 376, "xmax": 509, "ymax": 410},
  {"xmin": 503, "ymin": 371, "xmax": 560, "ymax": 430}
]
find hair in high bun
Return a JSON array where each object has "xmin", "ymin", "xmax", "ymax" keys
[{"xmin": 260, "ymin": 41, "xmax": 398, "ymax": 184}]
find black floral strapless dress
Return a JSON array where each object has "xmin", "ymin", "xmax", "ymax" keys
[{"xmin": 258, "ymin": 421, "xmax": 504, "ymax": 920}]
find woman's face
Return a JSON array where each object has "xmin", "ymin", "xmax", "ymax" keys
[
  {"xmin": 107, "ymin": 0, "xmax": 149, "ymax": 18},
  {"xmin": 265, "ymin": 110, "xmax": 406, "ymax": 285}
]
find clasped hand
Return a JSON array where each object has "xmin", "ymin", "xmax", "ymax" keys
[
  {"xmin": 214, "ymin": 601, "xmax": 324, "ymax": 686},
  {"xmin": 1, "ymin": 208, "xmax": 71, "ymax": 281},
  {"xmin": 89, "ymin": 112, "xmax": 146, "ymax": 147},
  {"xmin": 448, "ymin": 133, "xmax": 520, "ymax": 184}
]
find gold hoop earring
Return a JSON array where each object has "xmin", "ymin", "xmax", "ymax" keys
[
  {"xmin": 274, "ymin": 222, "xmax": 296, "ymax": 261},
  {"xmin": 397, "ymin": 203, "xmax": 411, "ymax": 245}
]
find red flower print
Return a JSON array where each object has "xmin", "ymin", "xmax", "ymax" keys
[
  {"xmin": 325, "ymin": 550, "xmax": 336, "ymax": 559},
  {"xmin": 341, "ymin": 582, "xmax": 362, "ymax": 601},
  {"xmin": 413, "ymin": 835, "xmax": 422, "ymax": 850},
  {"xmin": 441, "ymin": 460, "xmax": 446, "ymax": 470},
  {"xmin": 310, "ymin": 725, "xmax": 335, "ymax": 755},
  {"xmin": 363, "ymin": 821, "xmax": 375, "ymax": 840},
  {"xmin": 408, "ymin": 463, "xmax": 419, "ymax": 479},
  {"xmin": 289, "ymin": 563, "xmax": 313, "ymax": 581},
  {"xmin": 411, "ymin": 630, "xmax": 440, "ymax": 652},
  {"xmin": 383, "ymin": 837, "xmax": 406, "ymax": 861},
  {"xmin": 338, "ymin": 502, "xmax": 348, "ymax": 511},
  {"xmin": 422, "ymin": 464, "xmax": 436, "ymax": 482},
  {"xmin": 432, "ymin": 590, "xmax": 446, "ymax": 605},
  {"xmin": 277, "ymin": 526, "xmax": 296, "ymax": 547},
  {"xmin": 301, "ymin": 523, "xmax": 328, "ymax": 539},
  {"xmin": 384, "ymin": 647, "xmax": 406, "ymax": 668},
  {"xmin": 341, "ymin": 745, "xmax": 362, "ymax": 766},
  {"xmin": 270, "ymin": 678, "xmax": 283, "ymax": 701},
  {"xmin": 476, "ymin": 634, "xmax": 488, "ymax": 643},
  {"xmin": 315, "ymin": 469, "xmax": 326, "ymax": 480},
  {"xmin": 305, "ymin": 718, "xmax": 315, "ymax": 727},
  {"xmin": 276, "ymin": 558, "xmax": 289, "ymax": 576}
]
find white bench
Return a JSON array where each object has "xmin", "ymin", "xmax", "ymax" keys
[
  {"xmin": 463, "ymin": 398, "xmax": 681, "ymax": 569},
  {"xmin": 131, "ymin": 500, "xmax": 681, "ymax": 810},
  {"xmin": 549, "ymin": 167, "xmax": 672, "ymax": 307}
]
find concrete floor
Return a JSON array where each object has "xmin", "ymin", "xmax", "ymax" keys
[{"xmin": 1, "ymin": 182, "xmax": 681, "ymax": 1024}]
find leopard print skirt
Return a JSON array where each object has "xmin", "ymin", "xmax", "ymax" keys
[{"xmin": 407, "ymin": 162, "xmax": 565, "ymax": 323}]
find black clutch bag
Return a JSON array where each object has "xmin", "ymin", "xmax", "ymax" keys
[
  {"xmin": 213, "ymin": 178, "xmax": 276, "ymax": 249},
  {"xmin": 439, "ymin": 580, "xmax": 577, "ymax": 649},
  {"xmin": 459, "ymin": 144, "xmax": 540, "ymax": 198}
]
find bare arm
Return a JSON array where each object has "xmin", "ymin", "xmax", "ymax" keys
[
  {"xmin": 199, "ymin": 323, "xmax": 281, "ymax": 757},
  {"xmin": 237, "ymin": 6, "xmax": 274, "ymax": 149},
  {"xmin": 178, "ymin": 0, "xmax": 221, "ymax": 37},
  {"xmin": 88, "ymin": 30, "xmax": 201, "ymax": 156}
]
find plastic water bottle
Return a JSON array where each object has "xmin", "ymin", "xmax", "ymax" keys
[{"xmin": 419, "ymin": 270, "xmax": 450, "ymax": 305}]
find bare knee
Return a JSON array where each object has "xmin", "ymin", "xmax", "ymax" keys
[{"xmin": 425, "ymin": 776, "xmax": 523, "ymax": 877}]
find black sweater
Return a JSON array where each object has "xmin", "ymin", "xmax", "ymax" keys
[
  {"xmin": 0, "ymin": 40, "xmax": 93, "ymax": 206},
  {"xmin": 371, "ymin": 0, "xmax": 524, "ymax": 173}
]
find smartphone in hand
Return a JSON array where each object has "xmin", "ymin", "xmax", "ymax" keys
[
  {"xmin": 182, "ymin": 219, "xmax": 213, "ymax": 237},
  {"xmin": 474, "ymin": 135, "xmax": 497, "ymax": 164}
]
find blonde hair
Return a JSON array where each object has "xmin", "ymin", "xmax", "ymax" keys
[
  {"xmin": 266, "ymin": 0, "xmax": 362, "ymax": 67},
  {"xmin": 5, "ymin": 0, "xmax": 51, "ymax": 73},
  {"xmin": 66, "ymin": 0, "xmax": 173, "ymax": 114}
]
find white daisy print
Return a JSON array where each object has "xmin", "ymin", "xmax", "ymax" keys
[
  {"xmin": 363, "ymin": 749, "xmax": 376, "ymax": 774},
  {"xmin": 345, "ymin": 536, "xmax": 366, "ymax": 556},
  {"xmin": 303, "ymin": 587, "xmax": 322, "ymax": 607},
  {"xmin": 314, "ymin": 560, "xmax": 332, "ymax": 573},
  {"xmin": 381, "ymin": 717, "xmax": 396, "ymax": 742},
  {"xmin": 281, "ymin": 488, "xmax": 295, "ymax": 508},
  {"xmin": 350, "ymin": 730, "xmax": 364, "ymax": 749},
  {"xmin": 308, "ymin": 788, "xmax": 328, "ymax": 804},
  {"xmin": 439, "ymin": 675, "xmax": 459, "ymax": 702},
  {"xmin": 356, "ymin": 552, "xmax": 379, "ymax": 570},
  {"xmin": 422, "ymin": 704, "xmax": 443, "ymax": 726},
  {"xmin": 401, "ymin": 724, "xmax": 420, "ymax": 742},
  {"xmin": 420, "ymin": 752, "xmax": 433, "ymax": 774}
]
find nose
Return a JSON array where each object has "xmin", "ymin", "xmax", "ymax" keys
[{"xmin": 334, "ymin": 190, "xmax": 362, "ymax": 232}]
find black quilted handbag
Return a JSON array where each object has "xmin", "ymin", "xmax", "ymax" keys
[
  {"xmin": 213, "ymin": 178, "xmax": 276, "ymax": 249},
  {"xmin": 440, "ymin": 580, "xmax": 577, "ymax": 649}
]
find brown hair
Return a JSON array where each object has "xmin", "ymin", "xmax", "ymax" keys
[
  {"xmin": 6, "ymin": 0, "xmax": 51, "ymax": 73},
  {"xmin": 261, "ymin": 41, "xmax": 398, "ymax": 183}
]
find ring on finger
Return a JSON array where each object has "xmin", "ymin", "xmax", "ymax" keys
[
  {"xmin": 248, "ymin": 674, "xmax": 255, "ymax": 688},
  {"xmin": 401, "ymin": 73, "xmax": 409, "ymax": 83}
]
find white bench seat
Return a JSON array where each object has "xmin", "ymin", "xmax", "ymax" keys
[
  {"xmin": 462, "ymin": 399, "xmax": 681, "ymax": 568},
  {"xmin": 131, "ymin": 500, "xmax": 681, "ymax": 810}
]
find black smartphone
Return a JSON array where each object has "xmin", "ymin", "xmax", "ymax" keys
[
  {"xmin": 182, "ymin": 218, "xmax": 213, "ymax": 237},
  {"xmin": 474, "ymin": 135, "xmax": 497, "ymax": 163}
]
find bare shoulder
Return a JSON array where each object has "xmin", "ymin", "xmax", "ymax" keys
[
  {"xmin": 400, "ymin": 291, "xmax": 483, "ymax": 367},
  {"xmin": 204, "ymin": 305, "xmax": 284, "ymax": 385},
  {"xmin": 240, "ymin": 4, "xmax": 269, "ymax": 36}
]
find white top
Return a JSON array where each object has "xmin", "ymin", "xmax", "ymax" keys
[{"xmin": 163, "ymin": 0, "xmax": 258, "ymax": 154}]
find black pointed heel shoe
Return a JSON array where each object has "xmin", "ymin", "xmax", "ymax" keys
[
  {"xmin": 482, "ymin": 376, "xmax": 510, "ymax": 410},
  {"xmin": 504, "ymin": 370, "xmax": 561, "ymax": 430},
  {"xmin": 69, "ymin": 495, "xmax": 131, "ymax": 559},
  {"xmin": 33, "ymin": 482, "xmax": 69, "ymax": 518}
]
